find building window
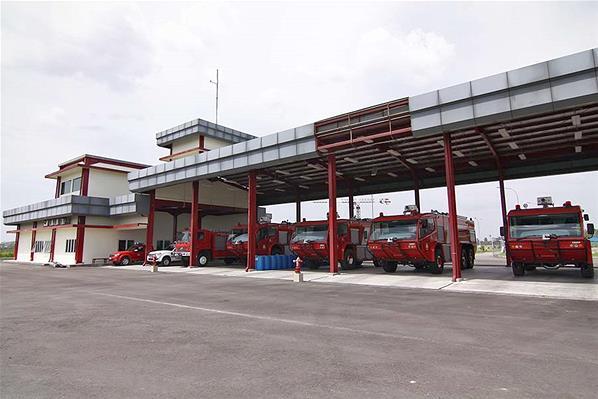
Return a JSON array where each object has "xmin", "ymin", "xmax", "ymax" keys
[
  {"xmin": 65, "ymin": 239, "xmax": 76, "ymax": 253},
  {"xmin": 34, "ymin": 241, "xmax": 51, "ymax": 253},
  {"xmin": 156, "ymin": 240, "xmax": 171, "ymax": 250},
  {"xmin": 118, "ymin": 240, "xmax": 136, "ymax": 251},
  {"xmin": 72, "ymin": 177, "xmax": 81, "ymax": 193},
  {"xmin": 60, "ymin": 180, "xmax": 72, "ymax": 195}
]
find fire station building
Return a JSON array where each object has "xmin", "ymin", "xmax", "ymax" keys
[{"xmin": 3, "ymin": 48, "xmax": 598, "ymax": 279}]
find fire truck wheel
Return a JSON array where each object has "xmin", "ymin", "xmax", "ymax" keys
[
  {"xmin": 197, "ymin": 251, "xmax": 210, "ymax": 267},
  {"xmin": 524, "ymin": 265, "xmax": 536, "ymax": 271},
  {"xmin": 224, "ymin": 258, "xmax": 236, "ymax": 265},
  {"xmin": 161, "ymin": 256, "xmax": 171, "ymax": 266},
  {"xmin": 382, "ymin": 261, "xmax": 398, "ymax": 273},
  {"xmin": 462, "ymin": 247, "xmax": 474, "ymax": 269},
  {"xmin": 120, "ymin": 256, "xmax": 130, "ymax": 266},
  {"xmin": 512, "ymin": 262, "xmax": 525, "ymax": 276},
  {"xmin": 581, "ymin": 264, "xmax": 595, "ymax": 278},
  {"xmin": 341, "ymin": 249, "xmax": 356, "ymax": 270},
  {"xmin": 373, "ymin": 259, "xmax": 381, "ymax": 268},
  {"xmin": 305, "ymin": 260, "xmax": 320, "ymax": 270},
  {"xmin": 429, "ymin": 249, "xmax": 444, "ymax": 274}
]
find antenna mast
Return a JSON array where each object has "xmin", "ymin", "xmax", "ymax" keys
[{"xmin": 210, "ymin": 69, "xmax": 219, "ymax": 125}]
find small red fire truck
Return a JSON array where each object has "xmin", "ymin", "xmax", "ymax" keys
[
  {"xmin": 289, "ymin": 219, "xmax": 372, "ymax": 270},
  {"xmin": 502, "ymin": 197, "xmax": 595, "ymax": 278},
  {"xmin": 367, "ymin": 206, "xmax": 477, "ymax": 274},
  {"xmin": 174, "ymin": 229, "xmax": 236, "ymax": 266},
  {"xmin": 226, "ymin": 222, "xmax": 294, "ymax": 261}
]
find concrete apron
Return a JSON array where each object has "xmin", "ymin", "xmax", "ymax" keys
[{"xmin": 101, "ymin": 262, "xmax": 598, "ymax": 302}]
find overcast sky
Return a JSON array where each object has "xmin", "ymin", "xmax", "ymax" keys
[{"xmin": 2, "ymin": 1, "xmax": 598, "ymax": 241}]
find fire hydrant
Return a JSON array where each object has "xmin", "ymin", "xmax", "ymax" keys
[{"xmin": 293, "ymin": 257, "xmax": 304, "ymax": 283}]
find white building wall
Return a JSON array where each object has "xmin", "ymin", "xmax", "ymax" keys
[
  {"xmin": 87, "ymin": 169, "xmax": 130, "ymax": 198},
  {"xmin": 171, "ymin": 134, "xmax": 199, "ymax": 156},
  {"xmin": 82, "ymin": 228, "xmax": 120, "ymax": 263},
  {"xmin": 202, "ymin": 214, "xmax": 246, "ymax": 232},
  {"xmin": 17, "ymin": 229, "xmax": 32, "ymax": 261},
  {"xmin": 53, "ymin": 228, "xmax": 77, "ymax": 265},
  {"xmin": 32, "ymin": 229, "xmax": 52, "ymax": 263},
  {"xmin": 203, "ymin": 136, "xmax": 232, "ymax": 150}
]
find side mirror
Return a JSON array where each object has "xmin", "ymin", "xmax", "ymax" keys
[
  {"xmin": 499, "ymin": 226, "xmax": 505, "ymax": 237},
  {"xmin": 584, "ymin": 214, "xmax": 589, "ymax": 221},
  {"xmin": 587, "ymin": 223, "xmax": 595, "ymax": 237}
]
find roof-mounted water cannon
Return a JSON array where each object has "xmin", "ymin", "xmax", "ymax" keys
[
  {"xmin": 404, "ymin": 205, "xmax": 419, "ymax": 215},
  {"xmin": 537, "ymin": 196, "xmax": 553, "ymax": 208},
  {"xmin": 563, "ymin": 201, "xmax": 572, "ymax": 207}
]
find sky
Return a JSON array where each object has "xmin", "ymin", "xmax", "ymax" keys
[{"xmin": 1, "ymin": 1, "xmax": 598, "ymax": 241}]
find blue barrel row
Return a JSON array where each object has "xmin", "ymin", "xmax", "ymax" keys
[{"xmin": 255, "ymin": 255, "xmax": 297, "ymax": 271}]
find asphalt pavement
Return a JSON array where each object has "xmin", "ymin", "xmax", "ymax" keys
[{"xmin": 1, "ymin": 262, "xmax": 597, "ymax": 398}]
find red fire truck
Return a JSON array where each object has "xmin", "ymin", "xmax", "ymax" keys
[
  {"xmin": 175, "ymin": 229, "xmax": 236, "ymax": 266},
  {"xmin": 289, "ymin": 219, "xmax": 372, "ymax": 270},
  {"xmin": 502, "ymin": 197, "xmax": 595, "ymax": 278},
  {"xmin": 367, "ymin": 206, "xmax": 477, "ymax": 274},
  {"xmin": 226, "ymin": 222, "xmax": 294, "ymax": 261}
]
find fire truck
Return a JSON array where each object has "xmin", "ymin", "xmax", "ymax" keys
[
  {"xmin": 226, "ymin": 222, "xmax": 294, "ymax": 261},
  {"xmin": 174, "ymin": 229, "xmax": 236, "ymax": 266},
  {"xmin": 367, "ymin": 206, "xmax": 477, "ymax": 274},
  {"xmin": 289, "ymin": 219, "xmax": 372, "ymax": 270},
  {"xmin": 501, "ymin": 197, "xmax": 595, "ymax": 278}
]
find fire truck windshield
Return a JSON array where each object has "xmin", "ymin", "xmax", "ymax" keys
[
  {"xmin": 371, "ymin": 220, "xmax": 417, "ymax": 240},
  {"xmin": 291, "ymin": 224, "xmax": 328, "ymax": 243},
  {"xmin": 228, "ymin": 229, "xmax": 248, "ymax": 243},
  {"xmin": 509, "ymin": 213, "xmax": 581, "ymax": 238}
]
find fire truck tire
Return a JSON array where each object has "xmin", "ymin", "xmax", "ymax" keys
[
  {"xmin": 120, "ymin": 256, "xmax": 130, "ymax": 266},
  {"xmin": 581, "ymin": 264, "xmax": 595, "ymax": 278},
  {"xmin": 462, "ymin": 247, "xmax": 474, "ymax": 269},
  {"xmin": 197, "ymin": 251, "xmax": 210, "ymax": 267},
  {"xmin": 161, "ymin": 256, "xmax": 171, "ymax": 266},
  {"xmin": 373, "ymin": 259, "xmax": 381, "ymax": 268},
  {"xmin": 382, "ymin": 261, "xmax": 398, "ymax": 273},
  {"xmin": 524, "ymin": 265, "xmax": 536, "ymax": 271},
  {"xmin": 224, "ymin": 257, "xmax": 236, "ymax": 265},
  {"xmin": 341, "ymin": 249, "xmax": 356, "ymax": 270},
  {"xmin": 429, "ymin": 248, "xmax": 444, "ymax": 274},
  {"xmin": 512, "ymin": 262, "xmax": 525, "ymax": 276}
]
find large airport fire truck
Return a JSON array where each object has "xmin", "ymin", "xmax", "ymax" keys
[
  {"xmin": 289, "ymin": 218, "xmax": 372, "ymax": 270},
  {"xmin": 502, "ymin": 197, "xmax": 595, "ymax": 278},
  {"xmin": 226, "ymin": 222, "xmax": 294, "ymax": 261},
  {"xmin": 367, "ymin": 205, "xmax": 477, "ymax": 274},
  {"xmin": 174, "ymin": 229, "xmax": 236, "ymax": 266}
]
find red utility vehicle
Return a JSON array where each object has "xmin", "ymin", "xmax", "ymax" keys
[
  {"xmin": 502, "ymin": 197, "xmax": 595, "ymax": 278},
  {"xmin": 226, "ymin": 222, "xmax": 294, "ymax": 261},
  {"xmin": 108, "ymin": 243, "xmax": 145, "ymax": 266},
  {"xmin": 290, "ymin": 219, "xmax": 372, "ymax": 270},
  {"xmin": 368, "ymin": 206, "xmax": 477, "ymax": 274},
  {"xmin": 175, "ymin": 229, "xmax": 237, "ymax": 266}
]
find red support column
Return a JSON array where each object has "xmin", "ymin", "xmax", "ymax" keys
[
  {"xmin": 75, "ymin": 216, "xmax": 86, "ymax": 264},
  {"xmin": 327, "ymin": 154, "xmax": 339, "ymax": 274},
  {"xmin": 13, "ymin": 225, "xmax": 20, "ymax": 260},
  {"xmin": 498, "ymin": 174, "xmax": 510, "ymax": 267},
  {"xmin": 80, "ymin": 168, "xmax": 90, "ymax": 196},
  {"xmin": 443, "ymin": 133, "xmax": 462, "ymax": 281},
  {"xmin": 189, "ymin": 182, "xmax": 200, "ymax": 267},
  {"xmin": 144, "ymin": 190, "xmax": 155, "ymax": 264},
  {"xmin": 246, "ymin": 171, "xmax": 257, "ymax": 271},
  {"xmin": 30, "ymin": 222, "xmax": 37, "ymax": 261},
  {"xmin": 55, "ymin": 176, "xmax": 62, "ymax": 198},
  {"xmin": 49, "ymin": 229, "xmax": 57, "ymax": 262}
]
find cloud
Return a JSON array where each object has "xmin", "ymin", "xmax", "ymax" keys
[{"xmin": 2, "ymin": 4, "xmax": 153, "ymax": 91}]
